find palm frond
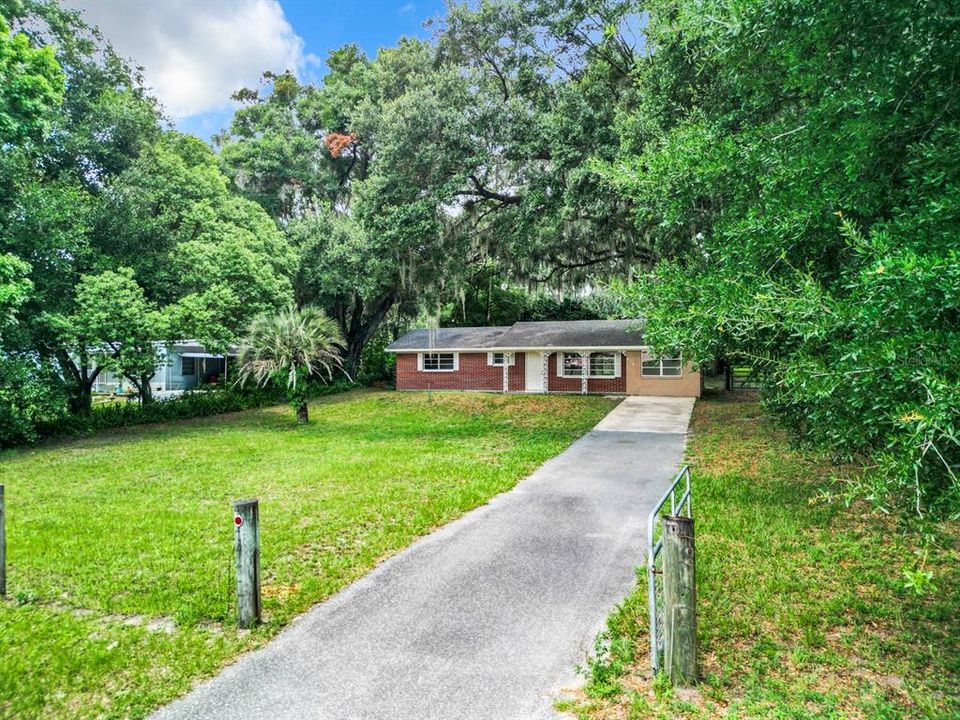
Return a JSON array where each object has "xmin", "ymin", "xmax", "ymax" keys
[{"xmin": 236, "ymin": 305, "xmax": 346, "ymax": 390}]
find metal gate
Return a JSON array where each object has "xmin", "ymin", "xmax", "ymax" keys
[{"xmin": 647, "ymin": 464, "xmax": 692, "ymax": 673}]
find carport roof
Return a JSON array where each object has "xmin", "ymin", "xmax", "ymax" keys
[{"xmin": 386, "ymin": 320, "xmax": 645, "ymax": 351}]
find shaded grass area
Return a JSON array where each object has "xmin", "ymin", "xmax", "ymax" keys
[
  {"xmin": 560, "ymin": 392, "xmax": 959, "ymax": 720},
  {"xmin": 0, "ymin": 389, "xmax": 618, "ymax": 719}
]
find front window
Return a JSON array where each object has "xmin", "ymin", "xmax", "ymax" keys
[
  {"xmin": 488, "ymin": 352, "xmax": 513, "ymax": 367},
  {"xmin": 181, "ymin": 356, "xmax": 196, "ymax": 375},
  {"xmin": 561, "ymin": 352, "xmax": 620, "ymax": 378},
  {"xmin": 642, "ymin": 355, "xmax": 683, "ymax": 377},
  {"xmin": 421, "ymin": 352, "xmax": 456, "ymax": 371},
  {"xmin": 562, "ymin": 353, "xmax": 586, "ymax": 377},
  {"xmin": 589, "ymin": 353, "xmax": 616, "ymax": 377}
]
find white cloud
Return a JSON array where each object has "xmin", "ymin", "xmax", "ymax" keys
[{"xmin": 66, "ymin": 0, "xmax": 315, "ymax": 119}]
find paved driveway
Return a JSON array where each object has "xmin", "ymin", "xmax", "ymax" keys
[{"xmin": 152, "ymin": 396, "xmax": 695, "ymax": 720}]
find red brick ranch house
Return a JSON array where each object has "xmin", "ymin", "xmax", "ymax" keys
[{"xmin": 386, "ymin": 320, "xmax": 701, "ymax": 397}]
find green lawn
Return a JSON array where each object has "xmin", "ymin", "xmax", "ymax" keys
[
  {"xmin": 0, "ymin": 389, "xmax": 617, "ymax": 719},
  {"xmin": 559, "ymin": 393, "xmax": 960, "ymax": 720}
]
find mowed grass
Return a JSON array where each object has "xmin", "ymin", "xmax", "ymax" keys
[
  {"xmin": 0, "ymin": 389, "xmax": 618, "ymax": 719},
  {"xmin": 559, "ymin": 393, "xmax": 960, "ymax": 720}
]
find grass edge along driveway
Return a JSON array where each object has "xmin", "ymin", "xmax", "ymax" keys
[
  {"xmin": 0, "ymin": 389, "xmax": 619, "ymax": 719},
  {"xmin": 557, "ymin": 393, "xmax": 960, "ymax": 720}
]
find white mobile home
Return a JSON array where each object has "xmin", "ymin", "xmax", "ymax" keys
[{"xmin": 92, "ymin": 341, "xmax": 238, "ymax": 399}]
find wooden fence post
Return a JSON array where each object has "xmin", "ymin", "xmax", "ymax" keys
[
  {"xmin": 233, "ymin": 499, "xmax": 261, "ymax": 628},
  {"xmin": 0, "ymin": 484, "xmax": 5, "ymax": 598},
  {"xmin": 663, "ymin": 514, "xmax": 697, "ymax": 685}
]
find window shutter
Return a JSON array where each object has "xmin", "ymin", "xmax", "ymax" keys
[
  {"xmin": 417, "ymin": 353, "xmax": 423, "ymax": 371},
  {"xmin": 614, "ymin": 352, "xmax": 622, "ymax": 378},
  {"xmin": 557, "ymin": 352, "xmax": 564, "ymax": 378}
]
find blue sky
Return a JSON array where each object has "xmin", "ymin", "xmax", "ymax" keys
[
  {"xmin": 66, "ymin": 0, "xmax": 447, "ymax": 140},
  {"xmin": 284, "ymin": 0, "xmax": 445, "ymax": 59}
]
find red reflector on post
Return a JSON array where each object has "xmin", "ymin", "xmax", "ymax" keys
[{"xmin": 234, "ymin": 514, "xmax": 243, "ymax": 526}]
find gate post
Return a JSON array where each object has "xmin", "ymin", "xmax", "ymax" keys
[{"xmin": 663, "ymin": 514, "xmax": 697, "ymax": 685}]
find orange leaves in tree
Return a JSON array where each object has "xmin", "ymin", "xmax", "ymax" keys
[{"xmin": 324, "ymin": 132, "xmax": 357, "ymax": 158}]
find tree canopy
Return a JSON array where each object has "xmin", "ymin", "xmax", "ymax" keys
[
  {"xmin": 2, "ymin": 0, "xmax": 957, "ymax": 516},
  {"xmin": 215, "ymin": 1, "xmax": 645, "ymax": 369},
  {"xmin": 0, "ymin": 1, "xmax": 294, "ymax": 433},
  {"xmin": 594, "ymin": 0, "xmax": 960, "ymax": 515}
]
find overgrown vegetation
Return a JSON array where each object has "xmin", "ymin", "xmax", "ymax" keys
[
  {"xmin": 0, "ymin": 0, "xmax": 637, "ymax": 442},
  {"xmin": 0, "ymin": 0, "xmax": 296, "ymax": 437},
  {"xmin": 31, "ymin": 381, "xmax": 357, "ymax": 443},
  {"xmin": 3, "ymin": 0, "xmax": 957, "ymax": 513},
  {"xmin": 559, "ymin": 394, "xmax": 959, "ymax": 720},
  {"xmin": 0, "ymin": 390, "xmax": 617, "ymax": 719},
  {"xmin": 595, "ymin": 0, "xmax": 960, "ymax": 516}
]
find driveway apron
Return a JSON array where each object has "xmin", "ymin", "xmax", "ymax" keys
[{"xmin": 152, "ymin": 396, "xmax": 695, "ymax": 720}]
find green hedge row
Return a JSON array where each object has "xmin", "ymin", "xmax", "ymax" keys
[{"xmin": 31, "ymin": 380, "xmax": 359, "ymax": 443}]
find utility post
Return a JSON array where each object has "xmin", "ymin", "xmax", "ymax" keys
[{"xmin": 662, "ymin": 514, "xmax": 697, "ymax": 685}]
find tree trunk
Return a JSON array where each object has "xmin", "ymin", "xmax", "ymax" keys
[
  {"xmin": 124, "ymin": 373, "xmax": 154, "ymax": 406},
  {"xmin": 57, "ymin": 349, "xmax": 100, "ymax": 416},
  {"xmin": 139, "ymin": 373, "xmax": 154, "ymax": 405},
  {"xmin": 296, "ymin": 403, "xmax": 309, "ymax": 423},
  {"xmin": 67, "ymin": 386, "xmax": 93, "ymax": 415},
  {"xmin": 343, "ymin": 342, "xmax": 363, "ymax": 380},
  {"xmin": 336, "ymin": 292, "xmax": 396, "ymax": 381}
]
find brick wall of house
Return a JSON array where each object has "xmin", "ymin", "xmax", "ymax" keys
[
  {"xmin": 394, "ymin": 349, "xmax": 702, "ymax": 396},
  {"xmin": 545, "ymin": 352, "xmax": 628, "ymax": 394},
  {"xmin": 395, "ymin": 352, "xmax": 526, "ymax": 391}
]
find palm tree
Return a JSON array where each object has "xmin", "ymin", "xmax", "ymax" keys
[{"xmin": 236, "ymin": 306, "xmax": 346, "ymax": 423}]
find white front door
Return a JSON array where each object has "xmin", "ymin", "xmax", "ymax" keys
[{"xmin": 524, "ymin": 352, "xmax": 543, "ymax": 392}]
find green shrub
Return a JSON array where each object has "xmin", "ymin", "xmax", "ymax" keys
[
  {"xmin": 358, "ymin": 330, "xmax": 396, "ymax": 385},
  {"xmin": 593, "ymin": 0, "xmax": 960, "ymax": 518},
  {"xmin": 0, "ymin": 355, "xmax": 68, "ymax": 447},
  {"xmin": 31, "ymin": 380, "xmax": 358, "ymax": 443}
]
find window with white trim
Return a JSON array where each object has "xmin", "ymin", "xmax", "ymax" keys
[
  {"xmin": 589, "ymin": 352, "xmax": 616, "ymax": 377},
  {"xmin": 561, "ymin": 353, "xmax": 586, "ymax": 377},
  {"xmin": 420, "ymin": 352, "xmax": 457, "ymax": 371},
  {"xmin": 641, "ymin": 355, "xmax": 683, "ymax": 377},
  {"xmin": 560, "ymin": 352, "xmax": 621, "ymax": 378},
  {"xmin": 487, "ymin": 352, "xmax": 515, "ymax": 367}
]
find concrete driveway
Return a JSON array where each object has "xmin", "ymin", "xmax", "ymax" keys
[{"xmin": 152, "ymin": 396, "xmax": 695, "ymax": 720}]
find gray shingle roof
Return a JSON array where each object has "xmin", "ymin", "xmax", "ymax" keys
[
  {"xmin": 386, "ymin": 320, "xmax": 644, "ymax": 351},
  {"xmin": 386, "ymin": 327, "xmax": 511, "ymax": 351},
  {"xmin": 491, "ymin": 320, "xmax": 644, "ymax": 349}
]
